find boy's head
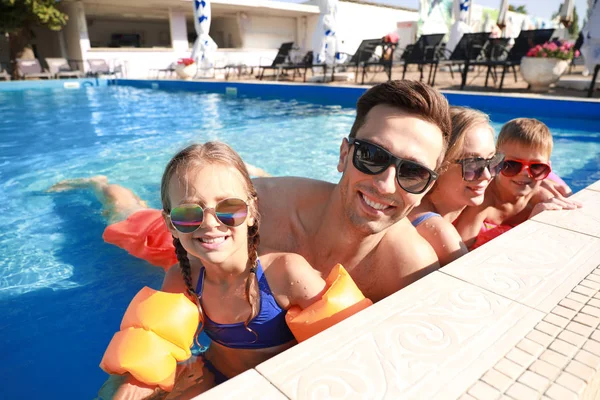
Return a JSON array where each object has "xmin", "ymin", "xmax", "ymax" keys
[{"xmin": 496, "ymin": 118, "xmax": 553, "ymax": 196}]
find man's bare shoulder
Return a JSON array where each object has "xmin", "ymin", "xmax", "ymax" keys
[
  {"xmin": 254, "ymin": 177, "xmax": 334, "ymax": 202},
  {"xmin": 380, "ymin": 219, "xmax": 439, "ymax": 266}
]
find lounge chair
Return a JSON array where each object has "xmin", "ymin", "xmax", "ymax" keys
[
  {"xmin": 431, "ymin": 32, "xmax": 490, "ymax": 86},
  {"xmin": 398, "ymin": 33, "xmax": 446, "ymax": 85},
  {"xmin": 15, "ymin": 58, "xmax": 52, "ymax": 80},
  {"xmin": 460, "ymin": 28, "xmax": 555, "ymax": 90},
  {"xmin": 87, "ymin": 59, "xmax": 121, "ymax": 78},
  {"xmin": 45, "ymin": 58, "xmax": 84, "ymax": 79},
  {"xmin": 359, "ymin": 41, "xmax": 396, "ymax": 84},
  {"xmin": 277, "ymin": 51, "xmax": 327, "ymax": 82},
  {"xmin": 0, "ymin": 63, "xmax": 10, "ymax": 81},
  {"xmin": 257, "ymin": 42, "xmax": 295, "ymax": 80},
  {"xmin": 331, "ymin": 38, "xmax": 382, "ymax": 83}
]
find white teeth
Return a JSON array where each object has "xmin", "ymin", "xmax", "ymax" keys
[
  {"xmin": 200, "ymin": 236, "xmax": 226, "ymax": 244},
  {"xmin": 362, "ymin": 194, "xmax": 388, "ymax": 210}
]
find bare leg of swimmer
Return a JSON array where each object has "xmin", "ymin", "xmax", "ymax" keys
[
  {"xmin": 244, "ymin": 162, "xmax": 271, "ymax": 178},
  {"xmin": 47, "ymin": 176, "xmax": 148, "ymax": 225}
]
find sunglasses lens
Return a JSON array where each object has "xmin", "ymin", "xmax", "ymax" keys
[
  {"xmin": 353, "ymin": 142, "xmax": 390, "ymax": 174},
  {"xmin": 462, "ymin": 160, "xmax": 485, "ymax": 182},
  {"xmin": 502, "ymin": 160, "xmax": 523, "ymax": 177},
  {"xmin": 215, "ymin": 198, "xmax": 248, "ymax": 227},
  {"xmin": 529, "ymin": 163, "xmax": 551, "ymax": 180},
  {"xmin": 397, "ymin": 161, "xmax": 432, "ymax": 193},
  {"xmin": 171, "ymin": 205, "xmax": 204, "ymax": 233}
]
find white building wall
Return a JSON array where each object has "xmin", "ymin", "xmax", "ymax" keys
[
  {"xmin": 335, "ymin": 2, "xmax": 417, "ymax": 55},
  {"xmin": 240, "ymin": 15, "xmax": 297, "ymax": 49},
  {"xmin": 210, "ymin": 17, "xmax": 243, "ymax": 48}
]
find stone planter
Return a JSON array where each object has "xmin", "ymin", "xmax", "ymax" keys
[
  {"xmin": 174, "ymin": 63, "xmax": 197, "ymax": 80},
  {"xmin": 520, "ymin": 57, "xmax": 569, "ymax": 92}
]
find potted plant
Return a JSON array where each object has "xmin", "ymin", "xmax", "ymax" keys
[
  {"xmin": 174, "ymin": 58, "xmax": 197, "ymax": 80},
  {"xmin": 520, "ymin": 40, "xmax": 580, "ymax": 92}
]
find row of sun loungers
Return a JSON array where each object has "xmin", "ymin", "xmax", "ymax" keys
[{"xmin": 0, "ymin": 58, "xmax": 121, "ymax": 81}]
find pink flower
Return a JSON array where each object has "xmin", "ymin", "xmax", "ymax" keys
[
  {"xmin": 541, "ymin": 52, "xmax": 548, "ymax": 57},
  {"xmin": 575, "ymin": 50, "xmax": 581, "ymax": 57}
]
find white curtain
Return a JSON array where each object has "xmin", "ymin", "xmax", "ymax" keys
[
  {"xmin": 446, "ymin": 0, "xmax": 473, "ymax": 54},
  {"xmin": 190, "ymin": 0, "xmax": 218, "ymax": 74},
  {"xmin": 312, "ymin": 0, "xmax": 339, "ymax": 65},
  {"xmin": 419, "ymin": 0, "xmax": 449, "ymax": 36}
]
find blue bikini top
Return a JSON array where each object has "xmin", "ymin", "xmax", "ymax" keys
[
  {"xmin": 411, "ymin": 212, "xmax": 441, "ymax": 227},
  {"xmin": 196, "ymin": 259, "xmax": 295, "ymax": 349}
]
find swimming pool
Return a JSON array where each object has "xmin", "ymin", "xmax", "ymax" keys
[{"xmin": 0, "ymin": 85, "xmax": 598, "ymax": 399}]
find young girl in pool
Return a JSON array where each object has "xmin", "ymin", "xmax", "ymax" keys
[
  {"xmin": 106, "ymin": 141, "xmax": 329, "ymax": 399},
  {"xmin": 408, "ymin": 107, "xmax": 503, "ymax": 266}
]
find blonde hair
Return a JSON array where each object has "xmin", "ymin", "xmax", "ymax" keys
[
  {"xmin": 442, "ymin": 106, "xmax": 493, "ymax": 172},
  {"xmin": 160, "ymin": 141, "xmax": 261, "ymax": 341},
  {"xmin": 497, "ymin": 118, "xmax": 553, "ymax": 157}
]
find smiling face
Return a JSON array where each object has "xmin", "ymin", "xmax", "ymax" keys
[
  {"xmin": 435, "ymin": 123, "xmax": 496, "ymax": 207},
  {"xmin": 337, "ymin": 104, "xmax": 444, "ymax": 234},
  {"xmin": 496, "ymin": 141, "xmax": 551, "ymax": 197},
  {"xmin": 165, "ymin": 163, "xmax": 255, "ymax": 267}
]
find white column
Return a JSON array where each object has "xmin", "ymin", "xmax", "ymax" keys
[
  {"xmin": 169, "ymin": 9, "xmax": 189, "ymax": 53},
  {"xmin": 62, "ymin": 1, "xmax": 90, "ymax": 69}
]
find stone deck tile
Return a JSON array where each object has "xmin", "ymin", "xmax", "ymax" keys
[
  {"xmin": 256, "ymin": 272, "xmax": 544, "ymax": 400},
  {"xmin": 531, "ymin": 189, "xmax": 600, "ymax": 239},
  {"xmin": 195, "ymin": 369, "xmax": 287, "ymax": 400},
  {"xmin": 441, "ymin": 220, "xmax": 600, "ymax": 314},
  {"xmin": 587, "ymin": 181, "xmax": 600, "ymax": 192}
]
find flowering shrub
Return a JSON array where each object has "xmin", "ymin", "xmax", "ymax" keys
[
  {"xmin": 177, "ymin": 58, "xmax": 195, "ymax": 66},
  {"xmin": 526, "ymin": 40, "xmax": 580, "ymax": 60}
]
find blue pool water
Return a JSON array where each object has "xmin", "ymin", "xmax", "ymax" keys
[{"xmin": 0, "ymin": 86, "xmax": 598, "ymax": 399}]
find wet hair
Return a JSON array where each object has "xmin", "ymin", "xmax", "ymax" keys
[
  {"xmin": 160, "ymin": 141, "xmax": 261, "ymax": 340},
  {"xmin": 442, "ymin": 106, "xmax": 494, "ymax": 171},
  {"xmin": 497, "ymin": 118, "xmax": 553, "ymax": 157},
  {"xmin": 349, "ymin": 80, "xmax": 451, "ymax": 168}
]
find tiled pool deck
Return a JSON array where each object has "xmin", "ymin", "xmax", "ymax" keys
[{"xmin": 195, "ymin": 180, "xmax": 600, "ymax": 400}]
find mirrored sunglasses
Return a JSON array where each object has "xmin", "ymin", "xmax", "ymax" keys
[{"xmin": 169, "ymin": 198, "xmax": 248, "ymax": 233}]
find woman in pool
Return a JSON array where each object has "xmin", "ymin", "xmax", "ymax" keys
[
  {"xmin": 106, "ymin": 142, "xmax": 328, "ymax": 399},
  {"xmin": 408, "ymin": 106, "xmax": 503, "ymax": 266}
]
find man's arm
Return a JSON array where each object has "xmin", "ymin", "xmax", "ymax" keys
[{"xmin": 373, "ymin": 223, "xmax": 440, "ymax": 302}]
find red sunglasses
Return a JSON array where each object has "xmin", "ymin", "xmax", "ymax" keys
[{"xmin": 500, "ymin": 158, "xmax": 551, "ymax": 180}]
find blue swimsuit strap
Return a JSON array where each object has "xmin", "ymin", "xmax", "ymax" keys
[{"xmin": 411, "ymin": 212, "xmax": 441, "ymax": 228}]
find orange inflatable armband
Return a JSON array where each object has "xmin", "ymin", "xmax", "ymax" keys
[
  {"xmin": 100, "ymin": 287, "xmax": 199, "ymax": 391},
  {"xmin": 286, "ymin": 264, "xmax": 372, "ymax": 343},
  {"xmin": 103, "ymin": 209, "xmax": 177, "ymax": 270}
]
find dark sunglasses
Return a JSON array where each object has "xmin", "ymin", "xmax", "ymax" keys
[
  {"xmin": 454, "ymin": 153, "xmax": 505, "ymax": 182},
  {"xmin": 501, "ymin": 158, "xmax": 552, "ymax": 180},
  {"xmin": 348, "ymin": 138, "xmax": 438, "ymax": 194},
  {"xmin": 168, "ymin": 198, "xmax": 248, "ymax": 233}
]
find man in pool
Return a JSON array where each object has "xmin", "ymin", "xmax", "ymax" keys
[{"xmin": 50, "ymin": 80, "xmax": 450, "ymax": 303}]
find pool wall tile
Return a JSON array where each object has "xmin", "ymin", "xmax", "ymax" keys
[
  {"xmin": 0, "ymin": 78, "xmax": 109, "ymax": 91},
  {"xmin": 197, "ymin": 369, "xmax": 288, "ymax": 399},
  {"xmin": 116, "ymin": 79, "xmax": 600, "ymax": 121}
]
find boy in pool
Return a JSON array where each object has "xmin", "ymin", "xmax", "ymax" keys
[{"xmin": 455, "ymin": 118, "xmax": 582, "ymax": 249}]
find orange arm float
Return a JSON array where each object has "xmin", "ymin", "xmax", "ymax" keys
[
  {"xmin": 100, "ymin": 287, "xmax": 199, "ymax": 391},
  {"xmin": 286, "ymin": 264, "xmax": 373, "ymax": 343}
]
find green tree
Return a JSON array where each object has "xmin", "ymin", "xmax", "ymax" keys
[
  {"xmin": 552, "ymin": 4, "xmax": 580, "ymax": 38},
  {"xmin": 0, "ymin": 0, "xmax": 68, "ymax": 76},
  {"xmin": 508, "ymin": 5, "xmax": 528, "ymax": 14}
]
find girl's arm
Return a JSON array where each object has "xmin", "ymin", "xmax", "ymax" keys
[{"xmin": 414, "ymin": 217, "xmax": 468, "ymax": 267}]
